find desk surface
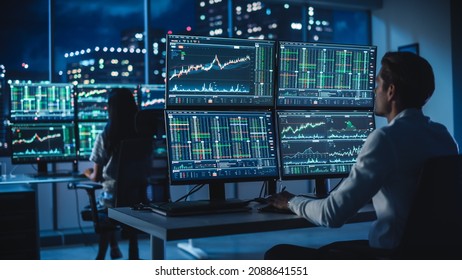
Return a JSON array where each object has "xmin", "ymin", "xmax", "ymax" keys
[
  {"xmin": 109, "ymin": 203, "xmax": 376, "ymax": 242},
  {"xmin": 0, "ymin": 174, "xmax": 85, "ymax": 185}
]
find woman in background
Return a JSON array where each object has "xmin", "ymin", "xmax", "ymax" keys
[{"xmin": 84, "ymin": 88, "xmax": 139, "ymax": 260}]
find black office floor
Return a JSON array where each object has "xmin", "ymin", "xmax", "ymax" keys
[{"xmin": 40, "ymin": 221, "xmax": 372, "ymax": 260}]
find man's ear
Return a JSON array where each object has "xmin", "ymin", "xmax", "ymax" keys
[{"xmin": 387, "ymin": 83, "xmax": 397, "ymax": 102}]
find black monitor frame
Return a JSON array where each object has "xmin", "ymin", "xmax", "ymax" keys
[
  {"xmin": 165, "ymin": 34, "xmax": 276, "ymax": 109},
  {"xmin": 276, "ymin": 109, "xmax": 375, "ymax": 182},
  {"xmin": 9, "ymin": 82, "xmax": 75, "ymax": 121},
  {"xmin": 75, "ymin": 83, "xmax": 138, "ymax": 121},
  {"xmin": 276, "ymin": 41, "xmax": 377, "ymax": 109},
  {"xmin": 76, "ymin": 120, "xmax": 107, "ymax": 160},
  {"xmin": 164, "ymin": 109, "xmax": 279, "ymax": 187},
  {"xmin": 10, "ymin": 121, "xmax": 78, "ymax": 174},
  {"xmin": 138, "ymin": 84, "xmax": 166, "ymax": 110}
]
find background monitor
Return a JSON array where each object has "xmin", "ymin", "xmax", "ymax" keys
[
  {"xmin": 276, "ymin": 41, "xmax": 377, "ymax": 108},
  {"xmin": 166, "ymin": 35, "xmax": 276, "ymax": 108},
  {"xmin": 9, "ymin": 82, "xmax": 74, "ymax": 121},
  {"xmin": 277, "ymin": 110, "xmax": 375, "ymax": 180},
  {"xmin": 77, "ymin": 121, "xmax": 106, "ymax": 160},
  {"xmin": 10, "ymin": 121, "xmax": 77, "ymax": 172},
  {"xmin": 0, "ymin": 79, "xmax": 8, "ymax": 155},
  {"xmin": 139, "ymin": 84, "xmax": 165, "ymax": 110},
  {"xmin": 75, "ymin": 83, "xmax": 138, "ymax": 120},
  {"xmin": 165, "ymin": 110, "xmax": 278, "ymax": 185}
]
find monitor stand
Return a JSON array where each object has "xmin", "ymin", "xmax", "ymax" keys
[
  {"xmin": 37, "ymin": 161, "xmax": 48, "ymax": 176},
  {"xmin": 32, "ymin": 161, "xmax": 74, "ymax": 178},
  {"xmin": 314, "ymin": 178, "xmax": 329, "ymax": 198}
]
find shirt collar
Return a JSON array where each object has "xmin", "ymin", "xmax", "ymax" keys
[{"xmin": 388, "ymin": 108, "xmax": 425, "ymax": 125}]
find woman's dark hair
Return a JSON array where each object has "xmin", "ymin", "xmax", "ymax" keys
[
  {"xmin": 380, "ymin": 51, "xmax": 435, "ymax": 109},
  {"xmin": 102, "ymin": 88, "xmax": 138, "ymax": 155}
]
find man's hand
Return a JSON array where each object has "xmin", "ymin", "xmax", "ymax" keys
[{"xmin": 267, "ymin": 191, "xmax": 295, "ymax": 210}]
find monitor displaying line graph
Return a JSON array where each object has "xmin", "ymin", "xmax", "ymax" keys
[
  {"xmin": 139, "ymin": 84, "xmax": 165, "ymax": 109},
  {"xmin": 165, "ymin": 110, "xmax": 278, "ymax": 184},
  {"xmin": 276, "ymin": 41, "xmax": 377, "ymax": 108},
  {"xmin": 75, "ymin": 83, "xmax": 138, "ymax": 120},
  {"xmin": 10, "ymin": 122, "xmax": 77, "ymax": 164},
  {"xmin": 277, "ymin": 110, "xmax": 375, "ymax": 179},
  {"xmin": 166, "ymin": 35, "xmax": 276, "ymax": 108}
]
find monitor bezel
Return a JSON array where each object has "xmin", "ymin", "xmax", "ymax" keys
[
  {"xmin": 138, "ymin": 84, "xmax": 166, "ymax": 110},
  {"xmin": 75, "ymin": 83, "xmax": 139, "ymax": 121},
  {"xmin": 275, "ymin": 109, "xmax": 376, "ymax": 181},
  {"xmin": 10, "ymin": 120, "xmax": 78, "ymax": 165},
  {"xmin": 76, "ymin": 120, "xmax": 107, "ymax": 160},
  {"xmin": 164, "ymin": 109, "xmax": 279, "ymax": 186},
  {"xmin": 9, "ymin": 82, "xmax": 75, "ymax": 122},
  {"xmin": 275, "ymin": 41, "xmax": 377, "ymax": 110},
  {"xmin": 165, "ymin": 34, "xmax": 277, "ymax": 109}
]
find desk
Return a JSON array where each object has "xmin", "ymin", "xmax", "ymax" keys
[
  {"xmin": 0, "ymin": 174, "xmax": 84, "ymax": 185},
  {"xmin": 109, "ymin": 203, "xmax": 376, "ymax": 259}
]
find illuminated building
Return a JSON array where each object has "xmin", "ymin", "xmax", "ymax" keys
[
  {"xmin": 195, "ymin": 0, "xmax": 335, "ymax": 42},
  {"xmin": 65, "ymin": 46, "xmax": 144, "ymax": 85},
  {"xmin": 64, "ymin": 29, "xmax": 167, "ymax": 85}
]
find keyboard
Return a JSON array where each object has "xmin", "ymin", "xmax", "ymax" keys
[{"xmin": 148, "ymin": 199, "xmax": 251, "ymax": 216}]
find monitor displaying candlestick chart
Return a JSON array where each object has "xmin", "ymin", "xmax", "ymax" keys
[
  {"xmin": 277, "ymin": 110, "xmax": 375, "ymax": 179},
  {"xmin": 276, "ymin": 41, "xmax": 377, "ymax": 108},
  {"xmin": 9, "ymin": 83, "xmax": 74, "ymax": 121},
  {"xmin": 10, "ymin": 122, "xmax": 77, "ymax": 164},
  {"xmin": 165, "ymin": 110, "xmax": 278, "ymax": 184},
  {"xmin": 139, "ymin": 84, "xmax": 165, "ymax": 109},
  {"xmin": 75, "ymin": 84, "xmax": 138, "ymax": 120},
  {"xmin": 166, "ymin": 35, "xmax": 276, "ymax": 108},
  {"xmin": 77, "ymin": 121, "xmax": 106, "ymax": 160}
]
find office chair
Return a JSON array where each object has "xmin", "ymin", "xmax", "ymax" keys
[
  {"xmin": 69, "ymin": 137, "xmax": 154, "ymax": 259},
  {"xmin": 392, "ymin": 154, "xmax": 462, "ymax": 259},
  {"xmin": 69, "ymin": 109, "xmax": 169, "ymax": 259}
]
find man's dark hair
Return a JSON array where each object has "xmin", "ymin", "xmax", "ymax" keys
[
  {"xmin": 380, "ymin": 51, "xmax": 435, "ymax": 109},
  {"xmin": 103, "ymin": 88, "xmax": 139, "ymax": 155}
]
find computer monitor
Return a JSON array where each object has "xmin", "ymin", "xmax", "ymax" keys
[
  {"xmin": 9, "ymin": 82, "xmax": 74, "ymax": 121},
  {"xmin": 276, "ymin": 110, "xmax": 375, "ymax": 189},
  {"xmin": 75, "ymin": 83, "xmax": 138, "ymax": 120},
  {"xmin": 166, "ymin": 34, "xmax": 276, "ymax": 108},
  {"xmin": 139, "ymin": 84, "xmax": 165, "ymax": 110},
  {"xmin": 10, "ymin": 121, "xmax": 78, "ymax": 174},
  {"xmin": 165, "ymin": 110, "xmax": 278, "ymax": 193},
  {"xmin": 77, "ymin": 121, "xmax": 106, "ymax": 160},
  {"xmin": 276, "ymin": 41, "xmax": 377, "ymax": 108},
  {"xmin": 0, "ymin": 80, "xmax": 9, "ymax": 155}
]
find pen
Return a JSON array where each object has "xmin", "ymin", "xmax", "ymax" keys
[{"xmin": 280, "ymin": 186, "xmax": 286, "ymax": 193}]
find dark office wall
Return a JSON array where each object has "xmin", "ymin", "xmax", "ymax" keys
[
  {"xmin": 452, "ymin": 0, "xmax": 462, "ymax": 149},
  {"xmin": 371, "ymin": 0, "xmax": 453, "ymax": 132}
]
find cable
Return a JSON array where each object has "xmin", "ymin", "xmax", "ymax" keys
[
  {"xmin": 329, "ymin": 178, "xmax": 345, "ymax": 194},
  {"xmin": 173, "ymin": 183, "xmax": 205, "ymax": 202}
]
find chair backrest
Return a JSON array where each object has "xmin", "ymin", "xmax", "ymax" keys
[
  {"xmin": 113, "ymin": 138, "xmax": 154, "ymax": 208},
  {"xmin": 395, "ymin": 154, "xmax": 462, "ymax": 259},
  {"xmin": 135, "ymin": 109, "xmax": 170, "ymax": 203},
  {"xmin": 135, "ymin": 109, "xmax": 165, "ymax": 140}
]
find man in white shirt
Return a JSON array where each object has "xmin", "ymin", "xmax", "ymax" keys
[{"xmin": 265, "ymin": 51, "xmax": 459, "ymax": 259}]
